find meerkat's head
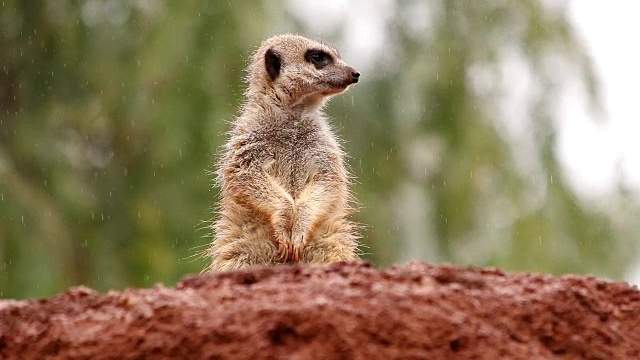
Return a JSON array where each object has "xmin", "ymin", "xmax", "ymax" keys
[{"xmin": 246, "ymin": 34, "xmax": 360, "ymax": 109}]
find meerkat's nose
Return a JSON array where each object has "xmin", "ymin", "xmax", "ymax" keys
[{"xmin": 351, "ymin": 71, "xmax": 360, "ymax": 83}]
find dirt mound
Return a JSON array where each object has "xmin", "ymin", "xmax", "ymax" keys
[{"xmin": 1, "ymin": 262, "xmax": 639, "ymax": 359}]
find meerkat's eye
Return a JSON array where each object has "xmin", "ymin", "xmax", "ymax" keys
[
  {"xmin": 305, "ymin": 49, "xmax": 332, "ymax": 69},
  {"xmin": 310, "ymin": 52, "xmax": 325, "ymax": 63}
]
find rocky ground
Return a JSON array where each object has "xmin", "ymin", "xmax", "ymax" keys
[{"xmin": 1, "ymin": 261, "xmax": 639, "ymax": 359}]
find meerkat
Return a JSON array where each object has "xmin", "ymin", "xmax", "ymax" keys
[{"xmin": 207, "ymin": 34, "xmax": 361, "ymax": 271}]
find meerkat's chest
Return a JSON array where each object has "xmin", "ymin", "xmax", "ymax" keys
[
  {"xmin": 259, "ymin": 118, "xmax": 328, "ymax": 156},
  {"xmin": 256, "ymin": 123, "xmax": 337, "ymax": 190},
  {"xmin": 268, "ymin": 128, "xmax": 324, "ymax": 172}
]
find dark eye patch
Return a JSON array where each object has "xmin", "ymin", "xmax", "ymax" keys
[{"xmin": 304, "ymin": 49, "xmax": 332, "ymax": 69}]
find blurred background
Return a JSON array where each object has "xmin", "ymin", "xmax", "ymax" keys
[{"xmin": 1, "ymin": 0, "xmax": 639, "ymax": 299}]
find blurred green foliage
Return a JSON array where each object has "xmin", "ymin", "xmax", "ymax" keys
[{"xmin": 1, "ymin": 1, "xmax": 638, "ymax": 299}]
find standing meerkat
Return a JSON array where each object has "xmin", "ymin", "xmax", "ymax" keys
[{"xmin": 207, "ymin": 34, "xmax": 361, "ymax": 271}]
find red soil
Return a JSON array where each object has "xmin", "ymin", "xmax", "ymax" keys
[{"xmin": 1, "ymin": 262, "xmax": 639, "ymax": 359}]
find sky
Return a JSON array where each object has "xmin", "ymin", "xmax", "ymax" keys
[
  {"xmin": 561, "ymin": 1, "xmax": 640, "ymax": 198},
  {"xmin": 567, "ymin": 2, "xmax": 640, "ymax": 284}
]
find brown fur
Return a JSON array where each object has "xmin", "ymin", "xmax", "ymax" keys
[{"xmin": 207, "ymin": 34, "xmax": 361, "ymax": 271}]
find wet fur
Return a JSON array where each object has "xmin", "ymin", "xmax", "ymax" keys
[{"xmin": 208, "ymin": 34, "xmax": 360, "ymax": 271}]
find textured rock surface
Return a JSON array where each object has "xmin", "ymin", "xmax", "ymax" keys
[{"xmin": 1, "ymin": 262, "xmax": 639, "ymax": 359}]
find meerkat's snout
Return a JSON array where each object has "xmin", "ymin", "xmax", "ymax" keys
[
  {"xmin": 351, "ymin": 71, "xmax": 360, "ymax": 84},
  {"xmin": 331, "ymin": 64, "xmax": 360, "ymax": 93}
]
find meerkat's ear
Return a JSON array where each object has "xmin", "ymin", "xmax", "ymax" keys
[{"xmin": 264, "ymin": 48, "xmax": 281, "ymax": 81}]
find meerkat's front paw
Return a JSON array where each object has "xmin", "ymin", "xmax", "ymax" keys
[
  {"xmin": 290, "ymin": 231, "xmax": 307, "ymax": 262},
  {"xmin": 270, "ymin": 204, "xmax": 295, "ymax": 261},
  {"xmin": 271, "ymin": 223, "xmax": 292, "ymax": 261},
  {"xmin": 277, "ymin": 238, "xmax": 293, "ymax": 262}
]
